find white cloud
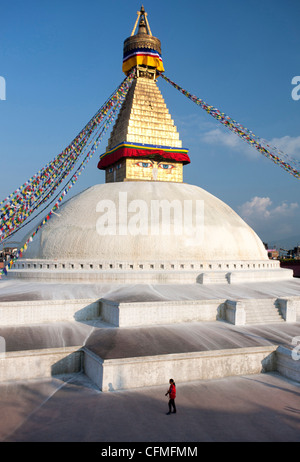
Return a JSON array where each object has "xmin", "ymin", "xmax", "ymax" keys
[
  {"xmin": 201, "ymin": 127, "xmax": 259, "ymax": 159},
  {"xmin": 272, "ymin": 201, "xmax": 299, "ymax": 215},
  {"xmin": 268, "ymin": 135, "xmax": 300, "ymax": 159},
  {"xmin": 239, "ymin": 196, "xmax": 298, "ymax": 220},
  {"xmin": 202, "ymin": 128, "xmax": 241, "ymax": 149},
  {"xmin": 201, "ymin": 129, "xmax": 300, "ymax": 163},
  {"xmin": 239, "ymin": 196, "xmax": 273, "ymax": 219},
  {"xmin": 175, "ymin": 113, "xmax": 216, "ymax": 141},
  {"xmin": 237, "ymin": 196, "xmax": 299, "ymax": 240}
]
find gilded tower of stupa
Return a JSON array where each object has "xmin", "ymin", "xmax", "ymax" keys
[{"xmin": 98, "ymin": 6, "xmax": 190, "ymax": 183}]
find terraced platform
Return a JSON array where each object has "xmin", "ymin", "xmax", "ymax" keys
[{"xmin": 0, "ymin": 279, "xmax": 299, "ymax": 390}]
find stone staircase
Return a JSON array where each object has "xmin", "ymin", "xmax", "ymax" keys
[{"xmin": 243, "ymin": 298, "xmax": 285, "ymax": 325}]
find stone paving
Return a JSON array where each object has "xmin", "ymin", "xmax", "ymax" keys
[{"xmin": 1, "ymin": 372, "xmax": 299, "ymax": 442}]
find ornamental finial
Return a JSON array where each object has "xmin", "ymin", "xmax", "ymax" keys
[
  {"xmin": 123, "ymin": 7, "xmax": 164, "ymax": 75},
  {"xmin": 131, "ymin": 6, "xmax": 152, "ymax": 37}
]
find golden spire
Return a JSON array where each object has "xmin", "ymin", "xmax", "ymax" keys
[
  {"xmin": 97, "ymin": 6, "xmax": 190, "ymax": 183},
  {"xmin": 131, "ymin": 5, "xmax": 152, "ymax": 36},
  {"xmin": 122, "ymin": 6, "xmax": 164, "ymax": 76}
]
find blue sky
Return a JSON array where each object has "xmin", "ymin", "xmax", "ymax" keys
[{"xmin": 0, "ymin": 0, "xmax": 300, "ymax": 245}]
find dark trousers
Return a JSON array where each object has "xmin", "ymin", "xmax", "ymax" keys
[{"xmin": 168, "ymin": 398, "xmax": 176, "ymax": 413}]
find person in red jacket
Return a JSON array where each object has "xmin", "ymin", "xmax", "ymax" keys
[{"xmin": 165, "ymin": 378, "xmax": 176, "ymax": 415}]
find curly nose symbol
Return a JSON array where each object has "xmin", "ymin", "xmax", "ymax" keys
[{"xmin": 152, "ymin": 167, "xmax": 158, "ymax": 180}]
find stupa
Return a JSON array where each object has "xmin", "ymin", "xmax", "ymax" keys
[
  {"xmin": 8, "ymin": 7, "xmax": 291, "ymax": 285},
  {"xmin": 1, "ymin": 6, "xmax": 299, "ymax": 394}
]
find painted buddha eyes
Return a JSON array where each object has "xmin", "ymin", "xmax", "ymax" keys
[
  {"xmin": 159, "ymin": 163, "xmax": 174, "ymax": 170},
  {"xmin": 136, "ymin": 162, "xmax": 152, "ymax": 168},
  {"xmin": 135, "ymin": 161, "xmax": 174, "ymax": 169}
]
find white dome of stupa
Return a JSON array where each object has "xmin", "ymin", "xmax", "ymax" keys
[{"xmin": 24, "ymin": 181, "xmax": 268, "ymax": 263}]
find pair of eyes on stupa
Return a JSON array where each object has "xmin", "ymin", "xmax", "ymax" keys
[{"xmin": 135, "ymin": 161, "xmax": 175, "ymax": 170}]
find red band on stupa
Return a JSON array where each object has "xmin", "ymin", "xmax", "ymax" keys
[{"xmin": 98, "ymin": 143, "xmax": 190, "ymax": 170}]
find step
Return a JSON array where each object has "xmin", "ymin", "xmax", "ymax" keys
[
  {"xmin": 99, "ymin": 298, "xmax": 224, "ymax": 327},
  {"xmin": 0, "ymin": 299, "xmax": 101, "ymax": 326},
  {"xmin": 243, "ymin": 299, "xmax": 285, "ymax": 324},
  {"xmin": 0, "ymin": 347, "xmax": 82, "ymax": 383},
  {"xmin": 245, "ymin": 315, "xmax": 284, "ymax": 324},
  {"xmin": 1, "ymin": 343, "xmax": 298, "ymax": 389},
  {"xmin": 84, "ymin": 345, "xmax": 278, "ymax": 391},
  {"xmin": 224, "ymin": 298, "xmax": 291, "ymax": 325},
  {"xmin": 1, "ymin": 295, "xmax": 295, "ymax": 328},
  {"xmin": 276, "ymin": 345, "xmax": 300, "ymax": 382},
  {"xmin": 0, "ymin": 344, "xmax": 278, "ymax": 389},
  {"xmin": 245, "ymin": 318, "xmax": 285, "ymax": 325}
]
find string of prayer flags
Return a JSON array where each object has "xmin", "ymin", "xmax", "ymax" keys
[
  {"xmin": 0, "ymin": 71, "xmax": 135, "ymax": 278},
  {"xmin": 160, "ymin": 73, "xmax": 300, "ymax": 180},
  {"xmin": 0, "ymin": 72, "xmax": 135, "ymax": 245}
]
